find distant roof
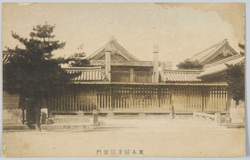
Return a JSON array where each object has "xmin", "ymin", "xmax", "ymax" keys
[
  {"xmin": 87, "ymin": 36, "xmax": 140, "ymax": 62},
  {"xmin": 65, "ymin": 67, "xmax": 105, "ymax": 81},
  {"xmin": 160, "ymin": 70, "xmax": 202, "ymax": 82},
  {"xmin": 198, "ymin": 56, "xmax": 245, "ymax": 78},
  {"xmin": 204, "ymin": 54, "xmax": 243, "ymax": 69},
  {"xmin": 190, "ymin": 39, "xmax": 239, "ymax": 65},
  {"xmin": 2, "ymin": 51, "xmax": 12, "ymax": 64}
]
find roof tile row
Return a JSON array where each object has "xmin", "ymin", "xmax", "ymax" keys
[
  {"xmin": 66, "ymin": 69, "xmax": 105, "ymax": 81},
  {"xmin": 160, "ymin": 70, "xmax": 201, "ymax": 82}
]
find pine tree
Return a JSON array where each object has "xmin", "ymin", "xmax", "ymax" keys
[{"xmin": 3, "ymin": 23, "xmax": 76, "ymax": 131}]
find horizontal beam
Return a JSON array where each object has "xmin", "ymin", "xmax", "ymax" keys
[
  {"xmin": 50, "ymin": 111, "xmax": 229, "ymax": 114},
  {"xmin": 64, "ymin": 66, "xmax": 102, "ymax": 70},
  {"xmin": 90, "ymin": 60, "xmax": 153, "ymax": 67},
  {"xmin": 71, "ymin": 81, "xmax": 228, "ymax": 86}
]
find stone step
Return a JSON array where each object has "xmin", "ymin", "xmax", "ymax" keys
[{"xmin": 50, "ymin": 116, "xmax": 91, "ymax": 124}]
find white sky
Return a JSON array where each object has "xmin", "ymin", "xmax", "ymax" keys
[{"xmin": 2, "ymin": 3, "xmax": 245, "ymax": 66}]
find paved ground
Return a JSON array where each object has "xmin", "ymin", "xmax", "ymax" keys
[{"xmin": 2, "ymin": 117, "xmax": 245, "ymax": 157}]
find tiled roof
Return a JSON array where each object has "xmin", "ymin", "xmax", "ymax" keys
[
  {"xmin": 160, "ymin": 70, "xmax": 202, "ymax": 82},
  {"xmin": 65, "ymin": 67, "xmax": 105, "ymax": 81}
]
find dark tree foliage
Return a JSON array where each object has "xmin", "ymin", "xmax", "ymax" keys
[
  {"xmin": 176, "ymin": 59, "xmax": 203, "ymax": 70},
  {"xmin": 3, "ymin": 23, "xmax": 76, "ymax": 131}
]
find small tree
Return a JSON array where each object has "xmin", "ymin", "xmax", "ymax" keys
[
  {"xmin": 58, "ymin": 44, "xmax": 90, "ymax": 67},
  {"xmin": 68, "ymin": 52, "xmax": 90, "ymax": 67},
  {"xmin": 176, "ymin": 59, "xmax": 203, "ymax": 70},
  {"xmin": 224, "ymin": 63, "xmax": 245, "ymax": 105},
  {"xmin": 224, "ymin": 43, "xmax": 245, "ymax": 105},
  {"xmin": 3, "ymin": 23, "xmax": 76, "ymax": 131},
  {"xmin": 238, "ymin": 43, "xmax": 245, "ymax": 56}
]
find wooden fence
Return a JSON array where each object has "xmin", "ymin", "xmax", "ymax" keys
[{"xmin": 49, "ymin": 85, "xmax": 229, "ymax": 113}]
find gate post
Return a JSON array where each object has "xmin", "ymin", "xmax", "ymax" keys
[
  {"xmin": 93, "ymin": 110, "xmax": 98, "ymax": 126},
  {"xmin": 215, "ymin": 112, "xmax": 221, "ymax": 125}
]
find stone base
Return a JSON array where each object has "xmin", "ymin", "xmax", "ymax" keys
[
  {"xmin": 230, "ymin": 107, "xmax": 245, "ymax": 124},
  {"xmin": 139, "ymin": 113, "xmax": 145, "ymax": 117},
  {"xmin": 107, "ymin": 112, "xmax": 115, "ymax": 117}
]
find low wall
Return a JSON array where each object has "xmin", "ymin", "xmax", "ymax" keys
[{"xmin": 3, "ymin": 109, "xmax": 23, "ymax": 125}]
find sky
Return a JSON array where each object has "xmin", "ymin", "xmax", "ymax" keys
[{"xmin": 2, "ymin": 3, "xmax": 245, "ymax": 66}]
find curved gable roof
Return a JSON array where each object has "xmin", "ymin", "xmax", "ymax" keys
[
  {"xmin": 87, "ymin": 37, "xmax": 140, "ymax": 62},
  {"xmin": 190, "ymin": 39, "xmax": 239, "ymax": 65}
]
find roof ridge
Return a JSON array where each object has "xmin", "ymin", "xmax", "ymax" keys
[
  {"xmin": 64, "ymin": 66, "xmax": 102, "ymax": 70},
  {"xmin": 190, "ymin": 39, "xmax": 228, "ymax": 60},
  {"xmin": 204, "ymin": 54, "xmax": 242, "ymax": 69},
  {"xmin": 86, "ymin": 41, "xmax": 109, "ymax": 59},
  {"xmin": 163, "ymin": 69, "xmax": 203, "ymax": 72},
  {"xmin": 113, "ymin": 40, "xmax": 140, "ymax": 61}
]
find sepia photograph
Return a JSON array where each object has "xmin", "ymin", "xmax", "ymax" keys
[{"xmin": 1, "ymin": 1, "xmax": 247, "ymax": 158}]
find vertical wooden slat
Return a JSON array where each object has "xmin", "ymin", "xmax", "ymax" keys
[
  {"xmin": 114, "ymin": 88, "xmax": 117, "ymax": 110},
  {"xmin": 61, "ymin": 93, "xmax": 63, "ymax": 111},
  {"xmin": 91, "ymin": 89, "xmax": 93, "ymax": 111},
  {"xmin": 97, "ymin": 92, "xmax": 99, "ymax": 111},
  {"xmin": 69, "ymin": 92, "xmax": 72, "ymax": 111},
  {"xmin": 91, "ymin": 89, "xmax": 94, "ymax": 111},
  {"xmin": 68, "ymin": 92, "xmax": 70, "ymax": 111},
  {"xmin": 94, "ymin": 88, "xmax": 97, "ymax": 110},
  {"xmin": 121, "ymin": 87, "xmax": 123, "ymax": 110},
  {"xmin": 84, "ymin": 89, "xmax": 87, "ymax": 111},
  {"xmin": 78, "ymin": 91, "xmax": 82, "ymax": 111},
  {"xmin": 99, "ymin": 89, "xmax": 102, "ymax": 111},
  {"xmin": 58, "ymin": 93, "xmax": 61, "ymax": 111},
  {"xmin": 65, "ymin": 92, "xmax": 68, "ymax": 111},
  {"xmin": 105, "ymin": 91, "xmax": 107, "ymax": 111},
  {"xmin": 110, "ymin": 87, "xmax": 112, "ymax": 111},
  {"xmin": 87, "ymin": 89, "xmax": 90, "ymax": 111},
  {"xmin": 75, "ymin": 91, "xmax": 78, "ymax": 111},
  {"xmin": 118, "ymin": 88, "xmax": 120, "ymax": 109},
  {"xmin": 85, "ymin": 89, "xmax": 87, "ymax": 111},
  {"xmin": 72, "ymin": 92, "xmax": 74, "ymax": 111},
  {"xmin": 63, "ymin": 93, "xmax": 66, "ymax": 111},
  {"xmin": 81, "ymin": 90, "xmax": 84, "ymax": 111}
]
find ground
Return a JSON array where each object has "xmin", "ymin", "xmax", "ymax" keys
[{"xmin": 2, "ymin": 116, "xmax": 245, "ymax": 157}]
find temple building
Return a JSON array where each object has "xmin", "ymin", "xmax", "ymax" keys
[{"xmin": 2, "ymin": 38, "xmax": 244, "ymax": 118}]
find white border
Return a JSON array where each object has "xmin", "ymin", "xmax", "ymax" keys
[{"xmin": 0, "ymin": 0, "xmax": 249, "ymax": 160}]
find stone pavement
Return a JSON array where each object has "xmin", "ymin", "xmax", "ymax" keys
[
  {"xmin": 3, "ymin": 114, "xmax": 244, "ymax": 131},
  {"xmin": 2, "ymin": 116, "xmax": 245, "ymax": 157}
]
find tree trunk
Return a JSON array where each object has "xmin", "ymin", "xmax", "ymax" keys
[
  {"xmin": 236, "ymin": 100, "xmax": 239, "ymax": 106},
  {"xmin": 35, "ymin": 106, "xmax": 41, "ymax": 131},
  {"xmin": 35, "ymin": 97, "xmax": 42, "ymax": 131}
]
